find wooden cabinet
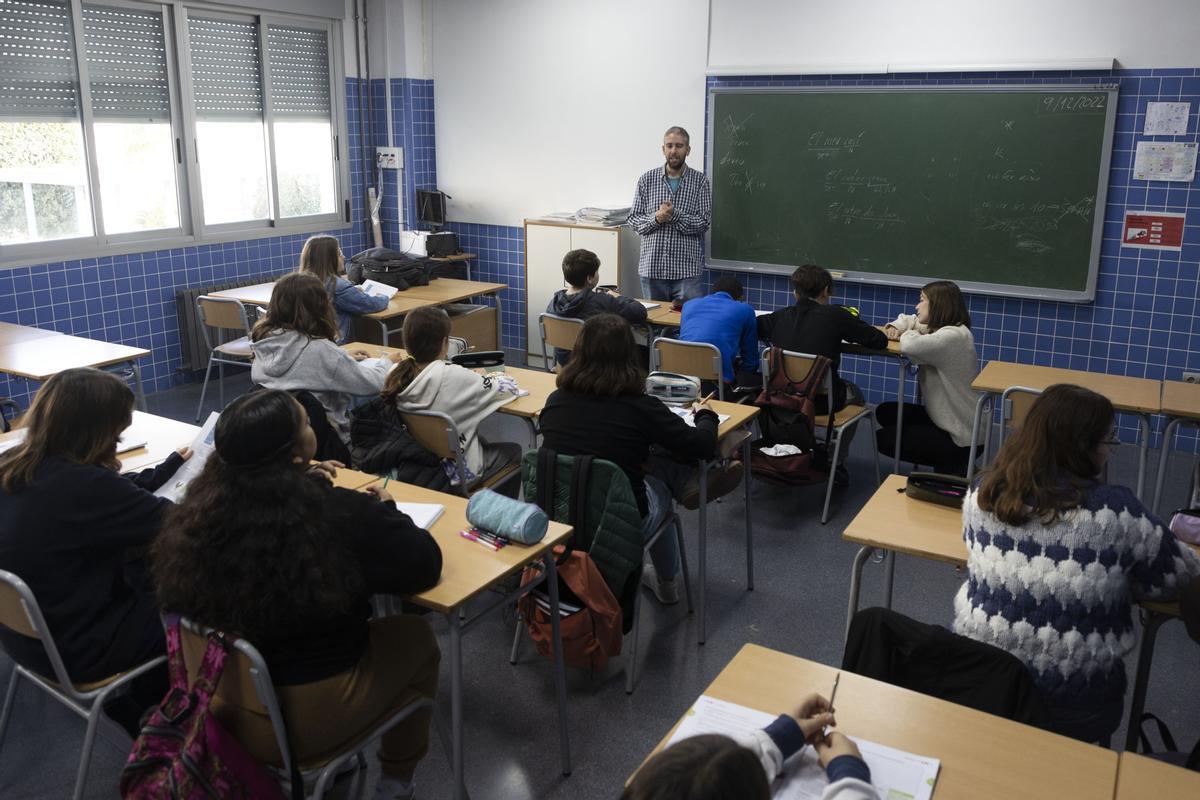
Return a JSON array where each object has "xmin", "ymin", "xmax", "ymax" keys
[{"xmin": 524, "ymin": 220, "xmax": 639, "ymax": 360}]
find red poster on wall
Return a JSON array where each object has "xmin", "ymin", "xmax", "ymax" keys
[{"xmin": 1122, "ymin": 210, "xmax": 1186, "ymax": 251}]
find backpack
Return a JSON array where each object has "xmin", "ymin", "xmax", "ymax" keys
[
  {"xmin": 749, "ymin": 347, "xmax": 833, "ymax": 486},
  {"xmin": 120, "ymin": 618, "xmax": 296, "ymax": 800},
  {"xmin": 348, "ymin": 247, "xmax": 433, "ymax": 292},
  {"xmin": 517, "ymin": 451, "xmax": 624, "ymax": 671}
]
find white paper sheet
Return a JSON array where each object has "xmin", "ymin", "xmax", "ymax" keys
[
  {"xmin": 395, "ymin": 502, "xmax": 444, "ymax": 529},
  {"xmin": 153, "ymin": 412, "xmax": 218, "ymax": 503},
  {"xmin": 670, "ymin": 407, "xmax": 731, "ymax": 426},
  {"xmin": 1144, "ymin": 101, "xmax": 1191, "ymax": 136},
  {"xmin": 361, "ymin": 279, "xmax": 399, "ymax": 300},
  {"xmin": 667, "ymin": 696, "xmax": 940, "ymax": 800},
  {"xmin": 1133, "ymin": 141, "xmax": 1198, "ymax": 181},
  {"xmin": 639, "ymin": 300, "xmax": 661, "ymax": 309},
  {"xmin": 0, "ymin": 429, "xmax": 26, "ymax": 455}
]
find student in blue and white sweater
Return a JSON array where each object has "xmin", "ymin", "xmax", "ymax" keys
[{"xmin": 955, "ymin": 384, "xmax": 1200, "ymax": 745}]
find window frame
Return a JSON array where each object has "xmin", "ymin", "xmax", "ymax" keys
[{"xmin": 0, "ymin": 0, "xmax": 350, "ymax": 269}]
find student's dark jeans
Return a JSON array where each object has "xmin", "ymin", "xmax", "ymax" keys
[{"xmin": 875, "ymin": 402, "xmax": 975, "ymax": 476}]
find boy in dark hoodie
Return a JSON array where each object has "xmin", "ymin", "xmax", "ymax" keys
[{"xmin": 547, "ymin": 248, "xmax": 648, "ymax": 366}]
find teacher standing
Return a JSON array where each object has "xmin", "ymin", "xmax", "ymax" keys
[{"xmin": 628, "ymin": 126, "xmax": 712, "ymax": 303}]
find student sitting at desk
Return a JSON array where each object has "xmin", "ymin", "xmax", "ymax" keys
[
  {"xmin": 0, "ymin": 368, "xmax": 189, "ymax": 734},
  {"xmin": 382, "ymin": 306, "xmax": 522, "ymax": 495},
  {"xmin": 878, "ymin": 280, "xmax": 979, "ymax": 475},
  {"xmin": 679, "ymin": 275, "xmax": 760, "ymax": 390},
  {"xmin": 538, "ymin": 313, "xmax": 734, "ymax": 605},
  {"xmin": 152, "ymin": 390, "xmax": 442, "ymax": 800},
  {"xmin": 251, "ymin": 272, "xmax": 400, "ymax": 451},
  {"xmin": 956, "ymin": 384, "xmax": 1200, "ymax": 745},
  {"xmin": 298, "ymin": 234, "xmax": 389, "ymax": 343},
  {"xmin": 547, "ymin": 248, "xmax": 647, "ymax": 367},
  {"xmin": 623, "ymin": 693, "xmax": 877, "ymax": 799}
]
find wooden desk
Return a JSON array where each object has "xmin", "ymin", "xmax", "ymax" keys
[
  {"xmin": 1116, "ymin": 752, "xmax": 1200, "ymax": 799},
  {"xmin": 0, "ymin": 411, "xmax": 201, "ymax": 474},
  {"xmin": 326, "ymin": 466, "xmax": 381, "ymax": 491},
  {"xmin": 0, "ymin": 335, "xmax": 151, "ymax": 410},
  {"xmin": 1152, "ymin": 379, "xmax": 1200, "ymax": 513},
  {"xmin": 0, "ymin": 322, "xmax": 63, "ymax": 346},
  {"xmin": 643, "ymin": 643, "xmax": 1118, "ymax": 799},
  {"xmin": 208, "ymin": 281, "xmax": 275, "ymax": 307},
  {"xmin": 967, "ymin": 361, "xmax": 1162, "ymax": 497},
  {"xmin": 641, "ymin": 298, "xmax": 680, "ymax": 328},
  {"xmin": 367, "ymin": 480, "xmax": 574, "ymax": 800}
]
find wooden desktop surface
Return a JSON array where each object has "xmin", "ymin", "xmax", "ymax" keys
[
  {"xmin": 1115, "ymin": 752, "xmax": 1200, "ymax": 799},
  {"xmin": 1160, "ymin": 379, "xmax": 1200, "ymax": 419},
  {"xmin": 972, "ymin": 361, "xmax": 1161, "ymax": 414},
  {"xmin": 327, "ymin": 466, "xmax": 383, "ymax": 491},
  {"xmin": 0, "ymin": 412, "xmax": 196, "ymax": 474},
  {"xmin": 0, "ymin": 322, "xmax": 63, "ymax": 346},
  {"xmin": 366, "ymin": 278, "xmax": 506, "ymax": 319},
  {"xmin": 643, "ymin": 643, "xmax": 1117, "ymax": 799},
  {"xmin": 363, "ymin": 479, "xmax": 572, "ymax": 614},
  {"xmin": 0, "ymin": 335, "xmax": 150, "ymax": 380},
  {"xmin": 209, "ymin": 282, "xmax": 275, "ymax": 306},
  {"xmin": 642, "ymin": 299, "xmax": 681, "ymax": 327},
  {"xmin": 843, "ymin": 474, "xmax": 967, "ymax": 565}
]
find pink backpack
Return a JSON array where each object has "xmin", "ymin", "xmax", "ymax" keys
[{"xmin": 119, "ymin": 617, "xmax": 292, "ymax": 799}]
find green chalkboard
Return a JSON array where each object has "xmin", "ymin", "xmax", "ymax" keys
[{"xmin": 706, "ymin": 86, "xmax": 1118, "ymax": 301}]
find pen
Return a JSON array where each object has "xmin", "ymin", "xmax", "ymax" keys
[
  {"xmin": 459, "ymin": 530, "xmax": 499, "ymax": 551},
  {"xmin": 824, "ymin": 672, "xmax": 840, "ymax": 735},
  {"xmin": 471, "ymin": 528, "xmax": 509, "ymax": 548}
]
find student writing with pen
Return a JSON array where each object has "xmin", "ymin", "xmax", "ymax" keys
[{"xmin": 622, "ymin": 691, "xmax": 878, "ymax": 800}]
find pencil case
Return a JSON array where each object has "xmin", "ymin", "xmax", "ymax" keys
[
  {"xmin": 466, "ymin": 489, "xmax": 548, "ymax": 545},
  {"xmin": 1168, "ymin": 509, "xmax": 1200, "ymax": 545},
  {"xmin": 904, "ymin": 472, "xmax": 969, "ymax": 509}
]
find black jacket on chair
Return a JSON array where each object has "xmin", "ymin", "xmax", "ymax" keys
[{"xmin": 842, "ymin": 607, "xmax": 1051, "ymax": 729}]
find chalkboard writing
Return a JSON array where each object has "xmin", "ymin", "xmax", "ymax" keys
[{"xmin": 706, "ymin": 87, "xmax": 1117, "ymax": 301}]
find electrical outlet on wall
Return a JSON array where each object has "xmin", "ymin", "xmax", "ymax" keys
[
  {"xmin": 1183, "ymin": 372, "xmax": 1200, "ymax": 384},
  {"xmin": 375, "ymin": 146, "xmax": 402, "ymax": 170}
]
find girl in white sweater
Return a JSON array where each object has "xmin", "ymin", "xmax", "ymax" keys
[
  {"xmin": 382, "ymin": 306, "xmax": 522, "ymax": 494},
  {"xmin": 879, "ymin": 280, "xmax": 980, "ymax": 475}
]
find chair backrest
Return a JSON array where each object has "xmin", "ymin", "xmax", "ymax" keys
[
  {"xmin": 998, "ymin": 386, "xmax": 1042, "ymax": 450},
  {"xmin": 653, "ymin": 338, "xmax": 723, "ymax": 399},
  {"xmin": 0, "ymin": 569, "xmax": 85, "ymax": 698},
  {"xmin": 196, "ymin": 296, "xmax": 252, "ymax": 352},
  {"xmin": 541, "ymin": 314, "xmax": 585, "ymax": 352},
  {"xmin": 398, "ymin": 408, "xmax": 468, "ymax": 489}
]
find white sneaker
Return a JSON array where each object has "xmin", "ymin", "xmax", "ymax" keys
[
  {"xmin": 374, "ymin": 776, "xmax": 415, "ymax": 800},
  {"xmin": 641, "ymin": 564, "xmax": 681, "ymax": 605}
]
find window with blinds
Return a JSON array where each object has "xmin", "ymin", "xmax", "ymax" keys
[{"xmin": 0, "ymin": 0, "xmax": 347, "ymax": 263}]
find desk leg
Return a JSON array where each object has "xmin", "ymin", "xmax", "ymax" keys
[
  {"xmin": 966, "ymin": 393, "xmax": 990, "ymax": 484},
  {"xmin": 543, "ymin": 552, "xmax": 572, "ymax": 776},
  {"xmin": 882, "ymin": 551, "xmax": 895, "ymax": 609},
  {"xmin": 845, "ymin": 546, "xmax": 874, "ymax": 642},
  {"xmin": 892, "ymin": 360, "xmax": 906, "ymax": 474},
  {"xmin": 743, "ymin": 437, "xmax": 754, "ymax": 591},
  {"xmin": 1124, "ymin": 610, "xmax": 1171, "ymax": 752},
  {"xmin": 377, "ymin": 319, "xmax": 389, "ymax": 347},
  {"xmin": 493, "ymin": 293, "xmax": 503, "ymax": 352},
  {"xmin": 448, "ymin": 609, "xmax": 465, "ymax": 800},
  {"xmin": 697, "ymin": 459, "xmax": 709, "ymax": 646},
  {"xmin": 1135, "ymin": 413, "xmax": 1151, "ymax": 500},
  {"xmin": 131, "ymin": 361, "xmax": 147, "ymax": 411},
  {"xmin": 1153, "ymin": 417, "xmax": 1183, "ymax": 515}
]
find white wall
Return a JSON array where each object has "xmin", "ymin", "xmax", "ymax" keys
[
  {"xmin": 431, "ymin": 0, "xmax": 710, "ymax": 226},
  {"xmin": 709, "ymin": 0, "xmax": 1200, "ymax": 72}
]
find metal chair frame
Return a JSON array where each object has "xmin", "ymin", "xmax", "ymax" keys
[{"xmin": 195, "ymin": 295, "xmax": 254, "ymax": 421}]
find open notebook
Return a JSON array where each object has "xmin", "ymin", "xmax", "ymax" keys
[{"xmin": 395, "ymin": 502, "xmax": 444, "ymax": 529}]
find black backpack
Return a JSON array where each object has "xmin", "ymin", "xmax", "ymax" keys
[{"xmin": 348, "ymin": 247, "xmax": 434, "ymax": 291}]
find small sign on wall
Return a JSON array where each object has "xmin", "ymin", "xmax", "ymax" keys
[{"xmin": 1121, "ymin": 210, "xmax": 1186, "ymax": 251}]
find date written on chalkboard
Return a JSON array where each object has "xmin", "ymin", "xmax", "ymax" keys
[{"xmin": 1040, "ymin": 95, "xmax": 1107, "ymax": 114}]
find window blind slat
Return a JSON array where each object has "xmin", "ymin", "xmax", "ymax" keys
[
  {"xmin": 266, "ymin": 24, "xmax": 330, "ymax": 119},
  {"xmin": 187, "ymin": 15, "xmax": 262, "ymax": 119},
  {"xmin": 0, "ymin": 0, "xmax": 80, "ymax": 119},
  {"xmin": 82, "ymin": 4, "xmax": 169, "ymax": 120}
]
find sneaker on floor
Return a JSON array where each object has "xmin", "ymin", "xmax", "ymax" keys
[
  {"xmin": 678, "ymin": 460, "xmax": 745, "ymax": 510},
  {"xmin": 374, "ymin": 776, "xmax": 415, "ymax": 800},
  {"xmin": 641, "ymin": 564, "xmax": 682, "ymax": 605}
]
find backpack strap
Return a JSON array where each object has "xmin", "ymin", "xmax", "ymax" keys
[
  {"xmin": 163, "ymin": 613, "xmax": 189, "ymax": 692},
  {"xmin": 568, "ymin": 455, "xmax": 593, "ymax": 539},
  {"xmin": 536, "ymin": 447, "xmax": 575, "ymax": 563},
  {"xmin": 1138, "ymin": 712, "xmax": 1178, "ymax": 754}
]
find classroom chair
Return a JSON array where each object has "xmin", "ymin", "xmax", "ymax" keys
[
  {"xmin": 398, "ymin": 408, "xmax": 522, "ymax": 497},
  {"xmin": 0, "ymin": 398, "xmax": 19, "ymax": 432},
  {"xmin": 761, "ymin": 348, "xmax": 882, "ymax": 524},
  {"xmin": 509, "ymin": 449, "xmax": 694, "ymax": 694},
  {"xmin": 651, "ymin": 337, "xmax": 724, "ymax": 401},
  {"xmin": 177, "ymin": 616, "xmax": 433, "ymax": 799},
  {"xmin": 996, "ymin": 385, "xmax": 1041, "ymax": 452},
  {"xmin": 539, "ymin": 313, "xmax": 585, "ymax": 372},
  {"xmin": 0, "ymin": 569, "xmax": 166, "ymax": 800},
  {"xmin": 195, "ymin": 295, "xmax": 254, "ymax": 422}
]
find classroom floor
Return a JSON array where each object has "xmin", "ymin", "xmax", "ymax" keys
[{"xmin": 2, "ymin": 371, "xmax": 1198, "ymax": 799}]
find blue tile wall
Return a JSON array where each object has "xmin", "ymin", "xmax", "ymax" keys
[{"xmin": 0, "ymin": 77, "xmax": 376, "ymax": 407}]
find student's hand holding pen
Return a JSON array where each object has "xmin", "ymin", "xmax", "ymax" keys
[
  {"xmin": 692, "ymin": 390, "xmax": 716, "ymax": 414},
  {"xmin": 814, "ymin": 731, "xmax": 862, "ymax": 766},
  {"xmin": 792, "ymin": 693, "xmax": 836, "ymax": 745}
]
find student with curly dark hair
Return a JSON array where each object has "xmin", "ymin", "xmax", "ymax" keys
[{"xmin": 152, "ymin": 389, "xmax": 442, "ymax": 800}]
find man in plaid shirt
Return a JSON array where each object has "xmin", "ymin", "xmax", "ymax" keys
[{"xmin": 628, "ymin": 126, "xmax": 712, "ymax": 303}]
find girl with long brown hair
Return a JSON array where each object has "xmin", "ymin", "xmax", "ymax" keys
[
  {"xmin": 955, "ymin": 384, "xmax": 1200, "ymax": 744},
  {"xmin": 250, "ymin": 272, "xmax": 401, "ymax": 451},
  {"xmin": 878, "ymin": 280, "xmax": 980, "ymax": 475},
  {"xmin": 0, "ymin": 368, "xmax": 189, "ymax": 730},
  {"xmin": 297, "ymin": 235, "xmax": 388, "ymax": 342}
]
